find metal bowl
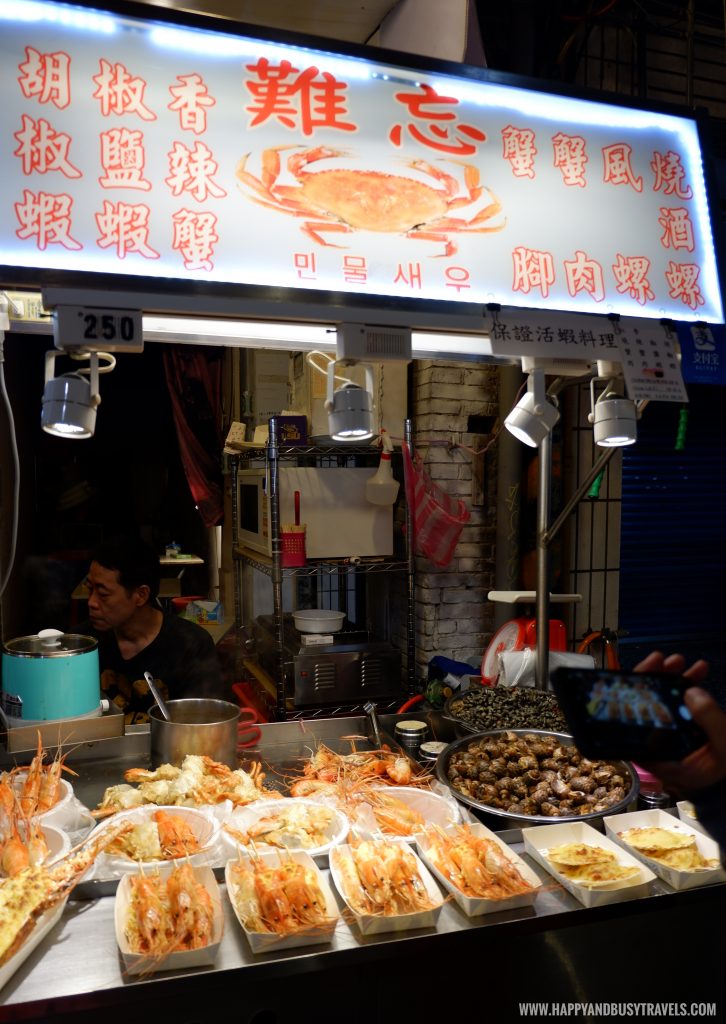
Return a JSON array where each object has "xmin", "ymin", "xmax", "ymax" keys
[{"xmin": 435, "ymin": 728, "xmax": 639, "ymax": 828}]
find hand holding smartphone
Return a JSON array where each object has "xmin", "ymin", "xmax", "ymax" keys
[{"xmin": 550, "ymin": 667, "xmax": 708, "ymax": 762}]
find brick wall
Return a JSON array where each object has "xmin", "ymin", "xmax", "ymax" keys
[{"xmin": 393, "ymin": 360, "xmax": 499, "ymax": 681}]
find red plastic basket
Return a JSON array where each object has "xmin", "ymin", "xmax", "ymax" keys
[{"xmin": 280, "ymin": 529, "xmax": 306, "ymax": 567}]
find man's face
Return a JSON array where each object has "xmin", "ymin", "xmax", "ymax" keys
[{"xmin": 86, "ymin": 561, "xmax": 147, "ymax": 631}]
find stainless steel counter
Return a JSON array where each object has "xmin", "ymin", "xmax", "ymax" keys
[{"xmin": 1, "ymin": 715, "xmax": 724, "ymax": 1024}]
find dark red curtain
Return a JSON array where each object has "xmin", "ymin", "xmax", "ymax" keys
[{"xmin": 163, "ymin": 346, "xmax": 224, "ymax": 527}]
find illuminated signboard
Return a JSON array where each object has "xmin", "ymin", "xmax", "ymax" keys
[{"xmin": 0, "ymin": 0, "xmax": 723, "ymax": 323}]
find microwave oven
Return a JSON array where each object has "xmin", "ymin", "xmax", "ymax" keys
[{"xmin": 236, "ymin": 466, "xmax": 393, "ymax": 559}]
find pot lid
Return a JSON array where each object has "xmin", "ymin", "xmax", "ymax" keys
[{"xmin": 3, "ymin": 628, "xmax": 98, "ymax": 658}]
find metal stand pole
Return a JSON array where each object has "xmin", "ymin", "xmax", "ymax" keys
[
  {"xmin": 535, "ymin": 433, "xmax": 552, "ymax": 691},
  {"xmin": 404, "ymin": 418, "xmax": 416, "ymax": 695},
  {"xmin": 230, "ymin": 456, "xmax": 241, "ymax": 631},
  {"xmin": 268, "ymin": 417, "xmax": 286, "ymax": 720}
]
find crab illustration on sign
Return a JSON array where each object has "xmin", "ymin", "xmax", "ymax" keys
[{"xmin": 235, "ymin": 145, "xmax": 506, "ymax": 257}]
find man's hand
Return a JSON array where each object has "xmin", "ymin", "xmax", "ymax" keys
[{"xmin": 636, "ymin": 651, "xmax": 726, "ymax": 794}]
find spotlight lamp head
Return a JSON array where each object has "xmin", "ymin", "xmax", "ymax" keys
[
  {"xmin": 325, "ymin": 360, "xmax": 375, "ymax": 441},
  {"xmin": 40, "ymin": 349, "xmax": 114, "ymax": 439},
  {"xmin": 588, "ymin": 377, "xmax": 638, "ymax": 447},
  {"xmin": 504, "ymin": 369, "xmax": 560, "ymax": 447}
]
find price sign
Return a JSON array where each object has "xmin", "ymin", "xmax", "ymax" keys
[
  {"xmin": 52, "ymin": 305, "xmax": 144, "ymax": 352},
  {"xmin": 617, "ymin": 321, "xmax": 688, "ymax": 403}
]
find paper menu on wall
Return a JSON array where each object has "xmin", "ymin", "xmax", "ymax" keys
[{"xmin": 617, "ymin": 321, "xmax": 688, "ymax": 403}]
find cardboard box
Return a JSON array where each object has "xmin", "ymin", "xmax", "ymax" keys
[
  {"xmin": 275, "ymin": 414, "xmax": 308, "ymax": 445},
  {"xmin": 186, "ymin": 599, "xmax": 223, "ymax": 623}
]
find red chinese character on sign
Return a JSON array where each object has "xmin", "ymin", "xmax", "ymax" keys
[
  {"xmin": 166, "ymin": 142, "xmax": 226, "ymax": 201},
  {"xmin": 444, "ymin": 266, "xmax": 470, "ymax": 292},
  {"xmin": 552, "ymin": 132, "xmax": 587, "ymax": 187},
  {"xmin": 245, "ymin": 58, "xmax": 355, "ymax": 136},
  {"xmin": 651, "ymin": 150, "xmax": 692, "ymax": 199},
  {"xmin": 388, "ymin": 84, "xmax": 486, "ymax": 156},
  {"xmin": 502, "ymin": 126, "xmax": 537, "ymax": 179},
  {"xmin": 602, "ymin": 143, "xmax": 642, "ymax": 191},
  {"xmin": 658, "ymin": 207, "xmax": 695, "ymax": 252},
  {"xmin": 563, "ymin": 250, "xmax": 605, "ymax": 302},
  {"xmin": 394, "ymin": 263, "xmax": 423, "ymax": 289},
  {"xmin": 665, "ymin": 261, "xmax": 704, "ymax": 311},
  {"xmin": 293, "ymin": 252, "xmax": 317, "ymax": 279},
  {"xmin": 93, "ymin": 60, "xmax": 156, "ymax": 121},
  {"xmin": 14, "ymin": 189, "xmax": 81, "ymax": 250},
  {"xmin": 99, "ymin": 129, "xmax": 151, "ymax": 191},
  {"xmin": 512, "ymin": 247, "xmax": 555, "ymax": 297},
  {"xmin": 343, "ymin": 255, "xmax": 367, "ymax": 284},
  {"xmin": 171, "ymin": 209, "xmax": 218, "ymax": 271},
  {"xmin": 18, "ymin": 48, "xmax": 71, "ymax": 110},
  {"xmin": 95, "ymin": 201, "xmax": 159, "ymax": 258},
  {"xmin": 612, "ymin": 254, "xmax": 655, "ymax": 305},
  {"xmin": 168, "ymin": 74, "xmax": 215, "ymax": 134},
  {"xmin": 13, "ymin": 116, "xmax": 81, "ymax": 178}
]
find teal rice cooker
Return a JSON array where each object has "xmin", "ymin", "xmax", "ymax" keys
[{"xmin": 1, "ymin": 628, "xmax": 101, "ymax": 725}]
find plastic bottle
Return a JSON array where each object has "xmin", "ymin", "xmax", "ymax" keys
[{"xmin": 365, "ymin": 429, "xmax": 400, "ymax": 505}]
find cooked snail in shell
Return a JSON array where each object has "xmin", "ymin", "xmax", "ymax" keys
[{"xmin": 446, "ymin": 731, "xmax": 629, "ymax": 818}]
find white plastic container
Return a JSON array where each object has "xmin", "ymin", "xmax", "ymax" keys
[
  {"xmin": 416, "ymin": 823, "xmax": 541, "ymax": 917},
  {"xmin": 39, "ymin": 823, "xmax": 71, "ymax": 866},
  {"xmin": 115, "ymin": 863, "xmax": 223, "ymax": 975},
  {"xmin": 90, "ymin": 805, "xmax": 220, "ymax": 878},
  {"xmin": 604, "ymin": 808, "xmax": 726, "ymax": 890},
  {"xmin": 221, "ymin": 798, "xmax": 349, "ymax": 864},
  {"xmin": 292, "ymin": 609, "xmax": 345, "ymax": 633},
  {"xmin": 226, "ymin": 849, "xmax": 339, "ymax": 953},
  {"xmin": 349, "ymin": 785, "xmax": 460, "ymax": 843},
  {"xmin": 522, "ymin": 820, "xmax": 655, "ymax": 908}
]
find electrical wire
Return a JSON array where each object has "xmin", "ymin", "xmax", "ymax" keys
[
  {"xmin": 305, "ymin": 350, "xmax": 353, "ymax": 386},
  {"xmin": 0, "ymin": 296, "xmax": 20, "ymax": 600}
]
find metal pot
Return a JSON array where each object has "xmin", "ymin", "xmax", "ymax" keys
[
  {"xmin": 149, "ymin": 698, "xmax": 241, "ymax": 769},
  {"xmin": 1, "ymin": 629, "xmax": 100, "ymax": 725},
  {"xmin": 436, "ymin": 728, "xmax": 639, "ymax": 829}
]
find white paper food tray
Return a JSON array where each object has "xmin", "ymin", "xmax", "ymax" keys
[
  {"xmin": 89, "ymin": 805, "xmax": 220, "ymax": 878},
  {"xmin": 329, "ymin": 840, "xmax": 445, "ymax": 935},
  {"xmin": 349, "ymin": 786, "xmax": 460, "ymax": 844},
  {"xmin": 676, "ymin": 800, "xmax": 711, "ymax": 838},
  {"xmin": 522, "ymin": 821, "xmax": 655, "ymax": 908},
  {"xmin": 225, "ymin": 849, "xmax": 339, "ymax": 953},
  {"xmin": 416, "ymin": 823, "xmax": 541, "ymax": 916},
  {"xmin": 221, "ymin": 798, "xmax": 349, "ymax": 864},
  {"xmin": 115, "ymin": 863, "xmax": 223, "ymax": 974},
  {"xmin": 604, "ymin": 808, "xmax": 726, "ymax": 890},
  {"xmin": 0, "ymin": 895, "xmax": 68, "ymax": 992}
]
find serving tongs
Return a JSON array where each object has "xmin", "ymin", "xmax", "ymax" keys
[{"xmin": 363, "ymin": 701, "xmax": 382, "ymax": 749}]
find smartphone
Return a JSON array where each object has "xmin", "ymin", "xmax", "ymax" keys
[{"xmin": 550, "ymin": 667, "xmax": 708, "ymax": 762}]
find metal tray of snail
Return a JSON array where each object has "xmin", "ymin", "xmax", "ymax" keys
[
  {"xmin": 435, "ymin": 729, "xmax": 638, "ymax": 828},
  {"xmin": 442, "ymin": 688, "xmax": 568, "ymax": 737}
]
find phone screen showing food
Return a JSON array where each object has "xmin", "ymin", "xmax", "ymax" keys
[{"xmin": 550, "ymin": 668, "xmax": 707, "ymax": 762}]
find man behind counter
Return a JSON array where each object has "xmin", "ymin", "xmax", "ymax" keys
[{"xmin": 80, "ymin": 535, "xmax": 224, "ymax": 723}]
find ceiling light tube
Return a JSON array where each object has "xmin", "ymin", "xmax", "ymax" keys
[{"xmin": 141, "ymin": 316, "xmax": 498, "ymax": 361}]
